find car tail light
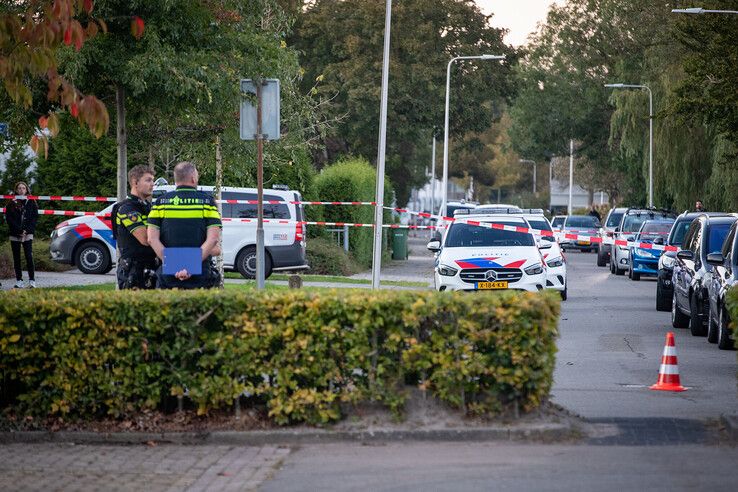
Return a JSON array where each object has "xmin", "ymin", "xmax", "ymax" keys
[
  {"xmin": 55, "ymin": 220, "xmax": 70, "ymax": 229},
  {"xmin": 295, "ymin": 221, "xmax": 304, "ymax": 242}
]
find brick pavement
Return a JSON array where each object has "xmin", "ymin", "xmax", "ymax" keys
[{"xmin": 0, "ymin": 443, "xmax": 290, "ymax": 491}]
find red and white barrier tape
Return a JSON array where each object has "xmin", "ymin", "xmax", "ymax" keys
[
  {"xmin": 0, "ymin": 208, "xmax": 110, "ymax": 217},
  {"xmin": 2, "ymin": 194, "xmax": 376, "ymax": 206}
]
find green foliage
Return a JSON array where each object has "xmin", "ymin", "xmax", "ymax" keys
[
  {"xmin": 313, "ymin": 158, "xmax": 392, "ymax": 267},
  {"xmin": 293, "ymin": 0, "xmax": 517, "ymax": 204},
  {"xmin": 0, "ymin": 139, "xmax": 35, "ymax": 194},
  {"xmin": 0, "ymin": 289, "xmax": 560, "ymax": 424},
  {"xmin": 305, "ymin": 237, "xmax": 361, "ymax": 276}
]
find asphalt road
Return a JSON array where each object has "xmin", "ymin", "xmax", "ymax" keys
[{"xmin": 552, "ymin": 250, "xmax": 738, "ymax": 419}]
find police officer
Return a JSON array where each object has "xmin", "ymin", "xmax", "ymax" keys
[
  {"xmin": 114, "ymin": 165, "xmax": 158, "ymax": 289},
  {"xmin": 147, "ymin": 161, "xmax": 222, "ymax": 289}
]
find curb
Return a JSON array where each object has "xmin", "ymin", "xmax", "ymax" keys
[
  {"xmin": 720, "ymin": 414, "xmax": 738, "ymax": 441},
  {"xmin": 0, "ymin": 422, "xmax": 576, "ymax": 446}
]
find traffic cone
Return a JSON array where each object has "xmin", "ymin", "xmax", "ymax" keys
[{"xmin": 650, "ymin": 332, "xmax": 687, "ymax": 392}]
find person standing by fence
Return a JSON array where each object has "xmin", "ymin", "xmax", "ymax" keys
[{"xmin": 5, "ymin": 182, "xmax": 38, "ymax": 288}]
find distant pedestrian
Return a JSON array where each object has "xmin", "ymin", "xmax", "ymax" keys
[
  {"xmin": 5, "ymin": 182, "xmax": 38, "ymax": 288},
  {"xmin": 147, "ymin": 162, "xmax": 222, "ymax": 289},
  {"xmin": 588, "ymin": 204, "xmax": 601, "ymax": 223},
  {"xmin": 694, "ymin": 200, "xmax": 705, "ymax": 212}
]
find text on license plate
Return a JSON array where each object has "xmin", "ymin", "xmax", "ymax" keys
[{"xmin": 476, "ymin": 281, "xmax": 508, "ymax": 290}]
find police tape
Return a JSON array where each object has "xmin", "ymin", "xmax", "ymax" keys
[
  {"xmin": 222, "ymin": 218, "xmax": 437, "ymax": 229},
  {"xmin": 0, "ymin": 208, "xmax": 110, "ymax": 217},
  {"xmin": 1, "ymin": 194, "xmax": 377, "ymax": 206}
]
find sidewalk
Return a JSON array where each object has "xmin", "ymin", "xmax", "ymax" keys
[{"xmin": 349, "ymin": 233, "xmax": 435, "ymax": 286}]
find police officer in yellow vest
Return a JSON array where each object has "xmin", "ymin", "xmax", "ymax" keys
[
  {"xmin": 113, "ymin": 165, "xmax": 158, "ymax": 289},
  {"xmin": 147, "ymin": 161, "xmax": 222, "ymax": 289}
]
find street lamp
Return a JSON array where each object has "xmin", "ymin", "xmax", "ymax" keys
[
  {"xmin": 438, "ymin": 54, "xmax": 505, "ymax": 218},
  {"xmin": 519, "ymin": 159, "xmax": 536, "ymax": 194},
  {"xmin": 605, "ymin": 83, "xmax": 654, "ymax": 208},
  {"xmin": 672, "ymin": 7, "xmax": 738, "ymax": 14}
]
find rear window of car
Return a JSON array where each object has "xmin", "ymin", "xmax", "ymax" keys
[
  {"xmin": 606, "ymin": 212, "xmax": 624, "ymax": 227},
  {"xmin": 445, "ymin": 222, "xmax": 535, "ymax": 248},
  {"xmin": 222, "ymin": 192, "xmax": 291, "ymax": 220},
  {"xmin": 551, "ymin": 217, "xmax": 565, "ymax": 228},
  {"xmin": 669, "ymin": 219, "xmax": 692, "ymax": 246},
  {"xmin": 639, "ymin": 221, "xmax": 674, "ymax": 237},
  {"xmin": 565, "ymin": 216, "xmax": 600, "ymax": 228},
  {"xmin": 526, "ymin": 219, "xmax": 552, "ymax": 232},
  {"xmin": 707, "ymin": 223, "xmax": 733, "ymax": 254}
]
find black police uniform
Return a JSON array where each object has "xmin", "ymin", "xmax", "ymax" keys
[
  {"xmin": 147, "ymin": 185, "xmax": 222, "ymax": 289},
  {"xmin": 114, "ymin": 195, "xmax": 158, "ymax": 289}
]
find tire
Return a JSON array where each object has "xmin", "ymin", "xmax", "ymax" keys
[
  {"xmin": 74, "ymin": 241, "xmax": 112, "ymax": 274},
  {"xmin": 689, "ymin": 293, "xmax": 707, "ymax": 336},
  {"xmin": 717, "ymin": 307, "xmax": 735, "ymax": 350},
  {"xmin": 656, "ymin": 280, "xmax": 671, "ymax": 312},
  {"xmin": 560, "ymin": 285, "xmax": 567, "ymax": 301},
  {"xmin": 707, "ymin": 303, "xmax": 718, "ymax": 343},
  {"xmin": 615, "ymin": 264, "xmax": 625, "ymax": 276},
  {"xmin": 583, "ymin": 248, "xmax": 592, "ymax": 253},
  {"xmin": 672, "ymin": 290, "xmax": 689, "ymax": 328},
  {"xmin": 631, "ymin": 269, "xmax": 640, "ymax": 281},
  {"xmin": 235, "ymin": 246, "xmax": 273, "ymax": 280},
  {"xmin": 610, "ymin": 257, "xmax": 616, "ymax": 274},
  {"xmin": 596, "ymin": 248, "xmax": 607, "ymax": 267}
]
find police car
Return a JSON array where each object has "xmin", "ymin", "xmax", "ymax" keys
[
  {"xmin": 49, "ymin": 185, "xmax": 309, "ymax": 278},
  {"xmin": 519, "ymin": 210, "xmax": 567, "ymax": 300},
  {"xmin": 426, "ymin": 212, "xmax": 549, "ymax": 292}
]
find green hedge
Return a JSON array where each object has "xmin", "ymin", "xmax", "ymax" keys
[
  {"xmin": 0, "ymin": 289, "xmax": 559, "ymax": 424},
  {"xmin": 313, "ymin": 158, "xmax": 393, "ymax": 267},
  {"xmin": 305, "ymin": 237, "xmax": 361, "ymax": 276}
]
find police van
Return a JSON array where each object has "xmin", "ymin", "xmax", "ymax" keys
[{"xmin": 49, "ymin": 185, "xmax": 309, "ymax": 279}]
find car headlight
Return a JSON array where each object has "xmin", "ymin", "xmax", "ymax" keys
[
  {"xmin": 55, "ymin": 225, "xmax": 75, "ymax": 238},
  {"xmin": 524, "ymin": 264, "xmax": 544, "ymax": 275},
  {"xmin": 659, "ymin": 254, "xmax": 675, "ymax": 269},
  {"xmin": 636, "ymin": 249, "xmax": 655, "ymax": 258},
  {"xmin": 546, "ymin": 257, "xmax": 564, "ymax": 268},
  {"xmin": 437, "ymin": 264, "xmax": 458, "ymax": 277}
]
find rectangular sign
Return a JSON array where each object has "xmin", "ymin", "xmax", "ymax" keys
[
  {"xmin": 240, "ymin": 79, "xmax": 280, "ymax": 141},
  {"xmin": 0, "ymin": 123, "xmax": 8, "ymax": 137}
]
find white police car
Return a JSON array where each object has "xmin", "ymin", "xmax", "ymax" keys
[
  {"xmin": 427, "ymin": 213, "xmax": 549, "ymax": 292},
  {"xmin": 520, "ymin": 211, "xmax": 567, "ymax": 300}
]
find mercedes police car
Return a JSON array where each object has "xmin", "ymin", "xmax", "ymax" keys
[{"xmin": 426, "ymin": 212, "xmax": 549, "ymax": 293}]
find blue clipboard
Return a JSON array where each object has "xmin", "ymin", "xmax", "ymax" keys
[{"xmin": 163, "ymin": 247, "xmax": 202, "ymax": 275}]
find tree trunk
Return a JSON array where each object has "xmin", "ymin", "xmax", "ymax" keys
[{"xmin": 215, "ymin": 135, "xmax": 224, "ymax": 289}]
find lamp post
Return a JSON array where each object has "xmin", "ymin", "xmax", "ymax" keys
[
  {"xmin": 438, "ymin": 54, "xmax": 505, "ymax": 218},
  {"xmin": 672, "ymin": 7, "xmax": 738, "ymax": 14},
  {"xmin": 519, "ymin": 159, "xmax": 536, "ymax": 194},
  {"xmin": 605, "ymin": 83, "xmax": 654, "ymax": 207},
  {"xmin": 370, "ymin": 0, "xmax": 392, "ymax": 290}
]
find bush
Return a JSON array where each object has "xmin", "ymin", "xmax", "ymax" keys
[
  {"xmin": 306, "ymin": 237, "xmax": 361, "ymax": 276},
  {"xmin": 0, "ymin": 289, "xmax": 559, "ymax": 424},
  {"xmin": 0, "ymin": 240, "xmax": 73, "ymax": 278},
  {"xmin": 313, "ymin": 158, "xmax": 393, "ymax": 267}
]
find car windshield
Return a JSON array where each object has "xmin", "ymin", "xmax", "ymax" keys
[
  {"xmin": 565, "ymin": 216, "xmax": 600, "ymax": 228},
  {"xmin": 606, "ymin": 212, "xmax": 624, "ymax": 227},
  {"xmin": 669, "ymin": 219, "xmax": 692, "ymax": 246},
  {"xmin": 637, "ymin": 221, "xmax": 674, "ymax": 239},
  {"xmin": 526, "ymin": 218, "xmax": 552, "ymax": 231},
  {"xmin": 551, "ymin": 217, "xmax": 565, "ymax": 228},
  {"xmin": 707, "ymin": 223, "xmax": 733, "ymax": 254},
  {"xmin": 621, "ymin": 214, "xmax": 648, "ymax": 233},
  {"xmin": 444, "ymin": 222, "xmax": 535, "ymax": 248}
]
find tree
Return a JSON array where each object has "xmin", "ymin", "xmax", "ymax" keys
[
  {"xmin": 0, "ymin": 139, "xmax": 36, "ymax": 194},
  {"xmin": 293, "ymin": 0, "xmax": 516, "ymax": 204}
]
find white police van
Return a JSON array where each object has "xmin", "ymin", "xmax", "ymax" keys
[
  {"xmin": 49, "ymin": 185, "xmax": 308, "ymax": 278},
  {"xmin": 427, "ymin": 212, "xmax": 549, "ymax": 292}
]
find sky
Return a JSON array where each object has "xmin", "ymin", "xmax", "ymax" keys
[{"xmin": 476, "ymin": 0, "xmax": 564, "ymax": 47}]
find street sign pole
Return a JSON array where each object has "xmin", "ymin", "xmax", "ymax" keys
[{"xmin": 256, "ymin": 82, "xmax": 266, "ymax": 291}]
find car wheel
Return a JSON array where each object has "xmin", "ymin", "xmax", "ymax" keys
[
  {"xmin": 610, "ymin": 257, "xmax": 616, "ymax": 274},
  {"xmin": 236, "ymin": 246, "xmax": 273, "ymax": 280},
  {"xmin": 615, "ymin": 263, "xmax": 625, "ymax": 276},
  {"xmin": 583, "ymin": 248, "xmax": 591, "ymax": 253},
  {"xmin": 717, "ymin": 307, "xmax": 735, "ymax": 350},
  {"xmin": 707, "ymin": 303, "xmax": 719, "ymax": 343},
  {"xmin": 560, "ymin": 285, "xmax": 567, "ymax": 301},
  {"xmin": 656, "ymin": 280, "xmax": 671, "ymax": 312},
  {"xmin": 689, "ymin": 293, "xmax": 707, "ymax": 336},
  {"xmin": 75, "ymin": 241, "xmax": 112, "ymax": 274},
  {"xmin": 671, "ymin": 290, "xmax": 689, "ymax": 328},
  {"xmin": 596, "ymin": 248, "xmax": 607, "ymax": 267},
  {"xmin": 631, "ymin": 269, "xmax": 640, "ymax": 281}
]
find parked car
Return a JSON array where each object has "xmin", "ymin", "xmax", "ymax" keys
[
  {"xmin": 671, "ymin": 214, "xmax": 736, "ymax": 336},
  {"xmin": 655, "ymin": 212, "xmax": 727, "ymax": 311},
  {"xmin": 627, "ymin": 219, "xmax": 675, "ymax": 281},
  {"xmin": 596, "ymin": 207, "xmax": 626, "ymax": 267},
  {"xmin": 49, "ymin": 185, "xmax": 309, "ymax": 278},
  {"xmin": 560, "ymin": 215, "xmax": 601, "ymax": 252},
  {"xmin": 427, "ymin": 213, "xmax": 549, "ymax": 292},
  {"xmin": 705, "ymin": 219, "xmax": 738, "ymax": 349},
  {"xmin": 611, "ymin": 208, "xmax": 676, "ymax": 276},
  {"xmin": 521, "ymin": 212, "xmax": 567, "ymax": 300}
]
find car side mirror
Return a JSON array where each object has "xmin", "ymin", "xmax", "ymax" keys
[
  {"xmin": 625, "ymin": 235, "xmax": 635, "ymax": 242},
  {"xmin": 706, "ymin": 253, "xmax": 724, "ymax": 266},
  {"xmin": 677, "ymin": 250, "xmax": 694, "ymax": 261},
  {"xmin": 653, "ymin": 237, "xmax": 664, "ymax": 245},
  {"xmin": 538, "ymin": 241, "xmax": 552, "ymax": 250},
  {"xmin": 427, "ymin": 240, "xmax": 441, "ymax": 252}
]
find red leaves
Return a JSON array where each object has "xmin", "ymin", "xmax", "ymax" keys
[
  {"xmin": 131, "ymin": 16, "xmax": 145, "ymax": 40},
  {"xmin": 38, "ymin": 116, "xmax": 48, "ymax": 129},
  {"xmin": 83, "ymin": 0, "xmax": 94, "ymax": 15},
  {"xmin": 70, "ymin": 102, "xmax": 79, "ymax": 118},
  {"xmin": 63, "ymin": 26, "xmax": 72, "ymax": 45}
]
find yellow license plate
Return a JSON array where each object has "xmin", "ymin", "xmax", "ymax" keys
[
  {"xmin": 476, "ymin": 281, "xmax": 508, "ymax": 290},
  {"xmin": 577, "ymin": 240, "xmax": 590, "ymax": 245}
]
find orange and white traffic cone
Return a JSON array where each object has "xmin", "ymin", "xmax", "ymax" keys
[{"xmin": 650, "ymin": 332, "xmax": 687, "ymax": 392}]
